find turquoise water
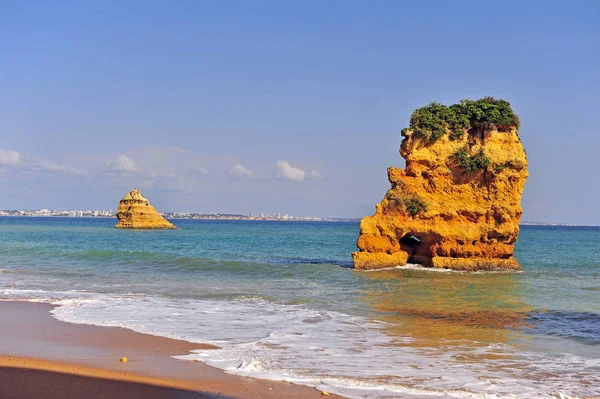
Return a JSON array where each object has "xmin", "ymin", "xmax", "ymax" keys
[{"xmin": 0, "ymin": 217, "xmax": 599, "ymax": 398}]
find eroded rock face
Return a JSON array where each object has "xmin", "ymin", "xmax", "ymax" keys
[
  {"xmin": 115, "ymin": 189, "xmax": 176, "ymax": 229},
  {"xmin": 353, "ymin": 99, "xmax": 528, "ymax": 271}
]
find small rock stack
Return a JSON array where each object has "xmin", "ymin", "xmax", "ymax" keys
[{"xmin": 115, "ymin": 189, "xmax": 177, "ymax": 229}]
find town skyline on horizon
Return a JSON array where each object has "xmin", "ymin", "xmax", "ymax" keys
[
  {"xmin": 0, "ymin": 206, "xmax": 588, "ymax": 227},
  {"xmin": 2, "ymin": 1, "xmax": 599, "ymax": 225}
]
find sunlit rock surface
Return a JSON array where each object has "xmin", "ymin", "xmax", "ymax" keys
[
  {"xmin": 353, "ymin": 99, "xmax": 528, "ymax": 271},
  {"xmin": 115, "ymin": 189, "xmax": 176, "ymax": 229}
]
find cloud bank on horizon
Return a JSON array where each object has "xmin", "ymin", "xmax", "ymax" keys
[
  {"xmin": 0, "ymin": 146, "xmax": 331, "ymax": 215},
  {"xmin": 0, "ymin": 148, "xmax": 87, "ymax": 177}
]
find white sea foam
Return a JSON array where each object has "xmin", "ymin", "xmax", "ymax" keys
[
  {"xmin": 357, "ymin": 263, "xmax": 478, "ymax": 273},
  {"xmin": 363, "ymin": 264, "xmax": 522, "ymax": 274},
  {"xmin": 1, "ymin": 288, "xmax": 599, "ymax": 399}
]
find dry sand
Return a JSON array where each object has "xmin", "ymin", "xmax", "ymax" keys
[{"xmin": 0, "ymin": 301, "xmax": 342, "ymax": 399}]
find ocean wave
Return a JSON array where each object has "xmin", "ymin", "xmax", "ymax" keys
[
  {"xmin": 525, "ymin": 310, "xmax": 600, "ymax": 344},
  {"xmin": 0, "ymin": 245, "xmax": 352, "ymax": 271}
]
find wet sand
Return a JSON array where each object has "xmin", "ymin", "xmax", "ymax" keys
[{"xmin": 0, "ymin": 301, "xmax": 341, "ymax": 399}]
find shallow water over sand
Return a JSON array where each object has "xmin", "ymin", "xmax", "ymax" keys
[{"xmin": 1, "ymin": 217, "xmax": 599, "ymax": 398}]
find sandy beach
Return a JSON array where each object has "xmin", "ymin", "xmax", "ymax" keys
[{"xmin": 0, "ymin": 301, "xmax": 342, "ymax": 399}]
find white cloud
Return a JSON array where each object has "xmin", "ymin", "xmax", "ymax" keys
[
  {"xmin": 274, "ymin": 160, "xmax": 307, "ymax": 181},
  {"xmin": 37, "ymin": 159, "xmax": 87, "ymax": 176},
  {"xmin": 106, "ymin": 154, "xmax": 139, "ymax": 173},
  {"xmin": 0, "ymin": 149, "xmax": 86, "ymax": 176},
  {"xmin": 192, "ymin": 167, "xmax": 209, "ymax": 176},
  {"xmin": 307, "ymin": 170, "xmax": 322, "ymax": 180},
  {"xmin": 150, "ymin": 171, "xmax": 180, "ymax": 181},
  {"xmin": 273, "ymin": 161, "xmax": 321, "ymax": 182},
  {"xmin": 229, "ymin": 164, "xmax": 253, "ymax": 179},
  {"xmin": 0, "ymin": 149, "xmax": 21, "ymax": 166}
]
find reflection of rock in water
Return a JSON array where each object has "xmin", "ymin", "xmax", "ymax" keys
[{"xmin": 357, "ymin": 268, "xmax": 531, "ymax": 343}]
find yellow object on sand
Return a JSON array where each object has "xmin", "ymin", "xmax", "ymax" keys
[
  {"xmin": 119, "ymin": 357, "xmax": 128, "ymax": 363},
  {"xmin": 322, "ymin": 392, "xmax": 330, "ymax": 396}
]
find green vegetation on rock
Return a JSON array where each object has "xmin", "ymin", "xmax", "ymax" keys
[
  {"xmin": 402, "ymin": 97, "xmax": 520, "ymax": 142},
  {"xmin": 454, "ymin": 147, "xmax": 490, "ymax": 172},
  {"xmin": 403, "ymin": 195, "xmax": 428, "ymax": 215},
  {"xmin": 494, "ymin": 161, "xmax": 513, "ymax": 172}
]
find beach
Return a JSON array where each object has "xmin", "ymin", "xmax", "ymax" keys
[
  {"xmin": 2, "ymin": 1, "xmax": 599, "ymax": 397},
  {"xmin": 0, "ymin": 301, "xmax": 341, "ymax": 399}
]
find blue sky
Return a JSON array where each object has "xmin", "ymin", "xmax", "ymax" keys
[{"xmin": 1, "ymin": 1, "xmax": 599, "ymax": 223}]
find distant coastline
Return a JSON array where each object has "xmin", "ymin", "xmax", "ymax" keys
[
  {"xmin": 0, "ymin": 211, "xmax": 588, "ymax": 226},
  {"xmin": 0, "ymin": 209, "xmax": 585, "ymax": 227},
  {"xmin": 519, "ymin": 221, "xmax": 580, "ymax": 227},
  {"xmin": 0, "ymin": 209, "xmax": 359, "ymax": 223}
]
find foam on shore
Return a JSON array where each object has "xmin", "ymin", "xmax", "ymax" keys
[{"xmin": 2, "ymin": 288, "xmax": 599, "ymax": 398}]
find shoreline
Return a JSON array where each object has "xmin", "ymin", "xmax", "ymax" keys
[{"xmin": 0, "ymin": 301, "xmax": 342, "ymax": 399}]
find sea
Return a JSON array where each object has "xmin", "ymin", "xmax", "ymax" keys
[{"xmin": 0, "ymin": 217, "xmax": 598, "ymax": 399}]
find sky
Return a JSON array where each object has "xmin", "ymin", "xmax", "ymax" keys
[{"xmin": 1, "ymin": 1, "xmax": 599, "ymax": 223}]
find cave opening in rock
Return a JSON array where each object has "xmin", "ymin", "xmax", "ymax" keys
[
  {"xmin": 400, "ymin": 234, "xmax": 421, "ymax": 247},
  {"xmin": 400, "ymin": 233, "xmax": 421, "ymax": 263}
]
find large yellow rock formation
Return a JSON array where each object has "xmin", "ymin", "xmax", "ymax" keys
[
  {"xmin": 115, "ymin": 189, "xmax": 177, "ymax": 229},
  {"xmin": 353, "ymin": 98, "xmax": 528, "ymax": 271}
]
